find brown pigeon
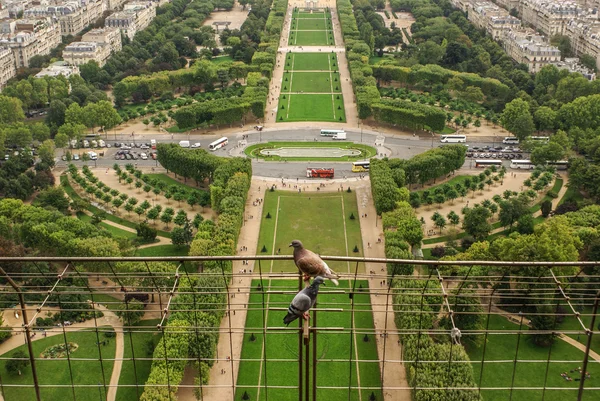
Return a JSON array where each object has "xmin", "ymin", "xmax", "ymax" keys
[{"xmin": 289, "ymin": 240, "xmax": 340, "ymax": 286}]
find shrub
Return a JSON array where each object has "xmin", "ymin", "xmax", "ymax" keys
[
  {"xmin": 430, "ymin": 246, "xmax": 446, "ymax": 258},
  {"xmin": 353, "ymin": 245, "xmax": 359, "ymax": 253},
  {"xmin": 266, "ymin": 212, "xmax": 271, "ymax": 219},
  {"xmin": 136, "ymin": 222, "xmax": 157, "ymax": 242},
  {"xmin": 261, "ymin": 245, "xmax": 267, "ymax": 253},
  {"xmin": 350, "ymin": 213, "xmax": 355, "ymax": 220},
  {"xmin": 346, "ymin": 187, "xmax": 352, "ymax": 193},
  {"xmin": 461, "ymin": 235, "xmax": 475, "ymax": 250},
  {"xmin": 541, "ymin": 200, "xmax": 552, "ymax": 217}
]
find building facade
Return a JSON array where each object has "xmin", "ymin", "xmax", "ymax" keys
[
  {"xmin": 0, "ymin": 46, "xmax": 16, "ymax": 89},
  {"xmin": 502, "ymin": 29, "xmax": 561, "ymax": 72},
  {"xmin": 105, "ymin": 1, "xmax": 155, "ymax": 40},
  {"xmin": 0, "ymin": 17, "xmax": 62, "ymax": 68}
]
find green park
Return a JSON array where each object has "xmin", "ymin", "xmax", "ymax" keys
[{"xmin": 289, "ymin": 10, "xmax": 334, "ymax": 46}]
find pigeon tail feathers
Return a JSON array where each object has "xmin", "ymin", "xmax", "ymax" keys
[{"xmin": 283, "ymin": 312, "xmax": 299, "ymax": 326}]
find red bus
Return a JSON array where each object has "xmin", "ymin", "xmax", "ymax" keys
[{"xmin": 306, "ymin": 168, "xmax": 334, "ymax": 178}]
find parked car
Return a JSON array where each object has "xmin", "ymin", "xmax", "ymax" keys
[
  {"xmin": 191, "ymin": 143, "xmax": 201, "ymax": 148},
  {"xmin": 151, "ymin": 152, "xmax": 157, "ymax": 160},
  {"xmin": 73, "ymin": 154, "xmax": 80, "ymax": 160},
  {"xmin": 140, "ymin": 144, "xmax": 150, "ymax": 150},
  {"xmin": 140, "ymin": 153, "xmax": 148, "ymax": 160},
  {"xmin": 114, "ymin": 142, "xmax": 121, "ymax": 147}
]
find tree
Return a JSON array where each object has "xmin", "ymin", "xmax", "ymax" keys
[
  {"xmin": 174, "ymin": 192, "xmax": 185, "ymax": 207},
  {"xmin": 530, "ymin": 304, "xmax": 556, "ymax": 346},
  {"xmin": 462, "ymin": 206, "xmax": 492, "ymax": 241},
  {"xmin": 35, "ymin": 187, "xmax": 70, "ymax": 214},
  {"xmin": 541, "ymin": 200, "xmax": 552, "ymax": 217},
  {"xmin": 501, "ymin": 98, "xmax": 534, "ymax": 140},
  {"xmin": 516, "ymin": 213, "xmax": 534, "ymax": 234},
  {"xmin": 434, "ymin": 215, "xmax": 446, "ymax": 234},
  {"xmin": 6, "ymin": 350, "xmax": 29, "ymax": 376},
  {"xmin": 143, "ymin": 184, "xmax": 152, "ymax": 197},
  {"xmin": 579, "ymin": 54, "xmax": 597, "ymax": 72},
  {"xmin": 30, "ymin": 122, "xmax": 50, "ymax": 143},
  {"xmin": 174, "ymin": 209, "xmax": 188, "ymax": 226},
  {"xmin": 116, "ymin": 299, "xmax": 145, "ymax": 325},
  {"xmin": 161, "ymin": 210, "xmax": 173, "ymax": 228},
  {"xmin": 171, "ymin": 222, "xmax": 193, "ymax": 247},
  {"xmin": 0, "ymin": 95, "xmax": 25, "ymax": 124},
  {"xmin": 136, "ymin": 222, "xmax": 157, "ymax": 242},
  {"xmin": 533, "ymin": 106, "xmax": 557, "ymax": 132},
  {"xmin": 447, "ymin": 211, "xmax": 460, "ymax": 226},
  {"xmin": 146, "ymin": 208, "xmax": 160, "ymax": 224},
  {"xmin": 37, "ymin": 139, "xmax": 56, "ymax": 167}
]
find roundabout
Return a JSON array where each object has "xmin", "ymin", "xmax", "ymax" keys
[
  {"xmin": 259, "ymin": 146, "xmax": 361, "ymax": 158},
  {"xmin": 245, "ymin": 141, "xmax": 377, "ymax": 161}
]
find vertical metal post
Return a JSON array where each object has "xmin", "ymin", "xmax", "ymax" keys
[
  {"xmin": 0, "ymin": 266, "xmax": 41, "ymax": 401},
  {"xmin": 298, "ymin": 274, "xmax": 303, "ymax": 401},
  {"xmin": 312, "ymin": 307, "xmax": 317, "ymax": 401},
  {"xmin": 577, "ymin": 290, "xmax": 600, "ymax": 401},
  {"xmin": 305, "ymin": 327, "xmax": 310, "ymax": 401}
]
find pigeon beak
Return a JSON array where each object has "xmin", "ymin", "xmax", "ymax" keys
[{"xmin": 288, "ymin": 243, "xmax": 293, "ymax": 247}]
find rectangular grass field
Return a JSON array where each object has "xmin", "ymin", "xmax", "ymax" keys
[
  {"xmin": 236, "ymin": 279, "xmax": 382, "ymax": 401},
  {"xmin": 255, "ymin": 190, "xmax": 363, "ymax": 275},
  {"xmin": 277, "ymin": 94, "xmax": 345, "ymax": 122},
  {"xmin": 289, "ymin": 10, "xmax": 333, "ymax": 46},
  {"xmin": 467, "ymin": 314, "xmax": 600, "ymax": 401},
  {"xmin": 285, "ymin": 53, "xmax": 337, "ymax": 71},
  {"xmin": 282, "ymin": 71, "xmax": 341, "ymax": 93},
  {"xmin": 290, "ymin": 30, "xmax": 334, "ymax": 46}
]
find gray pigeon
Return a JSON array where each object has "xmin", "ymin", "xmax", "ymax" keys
[
  {"xmin": 283, "ymin": 276, "xmax": 325, "ymax": 326},
  {"xmin": 290, "ymin": 240, "xmax": 340, "ymax": 286}
]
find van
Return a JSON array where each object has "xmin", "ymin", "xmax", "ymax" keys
[
  {"xmin": 98, "ymin": 140, "xmax": 106, "ymax": 148},
  {"xmin": 150, "ymin": 139, "xmax": 157, "ymax": 149},
  {"xmin": 91, "ymin": 140, "xmax": 98, "ymax": 148},
  {"xmin": 87, "ymin": 151, "xmax": 98, "ymax": 160},
  {"xmin": 83, "ymin": 140, "xmax": 90, "ymax": 148},
  {"xmin": 332, "ymin": 132, "xmax": 346, "ymax": 140},
  {"xmin": 70, "ymin": 140, "xmax": 78, "ymax": 149},
  {"xmin": 502, "ymin": 137, "xmax": 519, "ymax": 144},
  {"xmin": 179, "ymin": 140, "xmax": 190, "ymax": 148}
]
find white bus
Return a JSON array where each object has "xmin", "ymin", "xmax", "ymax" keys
[
  {"xmin": 320, "ymin": 129, "xmax": 345, "ymax": 137},
  {"xmin": 529, "ymin": 136, "xmax": 550, "ymax": 142},
  {"xmin": 510, "ymin": 159, "xmax": 535, "ymax": 169},
  {"xmin": 547, "ymin": 160, "xmax": 569, "ymax": 170},
  {"xmin": 475, "ymin": 159, "xmax": 502, "ymax": 168},
  {"xmin": 351, "ymin": 161, "xmax": 370, "ymax": 172},
  {"xmin": 208, "ymin": 137, "xmax": 228, "ymax": 151},
  {"xmin": 440, "ymin": 134, "xmax": 466, "ymax": 143},
  {"xmin": 502, "ymin": 137, "xmax": 519, "ymax": 144}
]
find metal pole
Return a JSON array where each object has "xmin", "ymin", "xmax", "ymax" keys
[
  {"xmin": 312, "ymin": 306, "xmax": 317, "ymax": 401},
  {"xmin": 577, "ymin": 290, "xmax": 600, "ymax": 400},
  {"xmin": 305, "ymin": 330, "xmax": 310, "ymax": 401},
  {"xmin": 298, "ymin": 275, "xmax": 303, "ymax": 401},
  {"xmin": 0, "ymin": 266, "xmax": 41, "ymax": 401}
]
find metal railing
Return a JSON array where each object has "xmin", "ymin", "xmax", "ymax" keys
[{"xmin": 0, "ymin": 256, "xmax": 598, "ymax": 401}]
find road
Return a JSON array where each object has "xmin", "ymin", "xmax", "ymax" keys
[{"xmin": 56, "ymin": 128, "xmax": 526, "ymax": 179}]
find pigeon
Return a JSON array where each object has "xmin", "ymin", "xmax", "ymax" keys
[
  {"xmin": 289, "ymin": 240, "xmax": 340, "ymax": 286},
  {"xmin": 283, "ymin": 276, "xmax": 325, "ymax": 325}
]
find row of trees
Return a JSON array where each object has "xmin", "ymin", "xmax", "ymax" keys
[
  {"xmin": 141, "ymin": 158, "xmax": 251, "ymax": 399},
  {"xmin": 372, "ymin": 98, "xmax": 446, "ymax": 131}
]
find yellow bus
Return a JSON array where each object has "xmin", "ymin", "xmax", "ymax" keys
[{"xmin": 351, "ymin": 161, "xmax": 370, "ymax": 172}]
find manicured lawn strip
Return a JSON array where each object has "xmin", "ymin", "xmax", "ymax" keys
[
  {"xmin": 135, "ymin": 245, "xmax": 190, "ymax": 257},
  {"xmin": 290, "ymin": 30, "xmax": 333, "ymax": 46},
  {"xmin": 0, "ymin": 328, "xmax": 116, "ymax": 401},
  {"xmin": 467, "ymin": 314, "xmax": 600, "ymax": 401},
  {"xmin": 116, "ymin": 319, "xmax": 162, "ymax": 401},
  {"xmin": 529, "ymin": 177, "xmax": 563, "ymax": 213},
  {"xmin": 278, "ymin": 94, "xmax": 345, "ymax": 122},
  {"xmin": 236, "ymin": 280, "xmax": 380, "ymax": 401},
  {"xmin": 255, "ymin": 191, "xmax": 363, "ymax": 275},
  {"xmin": 435, "ymin": 126, "xmax": 457, "ymax": 135},
  {"xmin": 289, "ymin": 53, "xmax": 336, "ymax": 71},
  {"xmin": 282, "ymin": 72, "xmax": 341, "ymax": 93},
  {"xmin": 293, "ymin": 11, "xmax": 329, "ymax": 18},
  {"xmin": 210, "ymin": 56, "xmax": 233, "ymax": 64},
  {"xmin": 556, "ymin": 305, "xmax": 600, "ymax": 355},
  {"xmin": 89, "ymin": 293, "xmax": 123, "ymax": 313},
  {"xmin": 296, "ymin": 18, "xmax": 328, "ymax": 30},
  {"xmin": 245, "ymin": 141, "xmax": 376, "ymax": 161},
  {"xmin": 145, "ymin": 173, "xmax": 204, "ymax": 191},
  {"xmin": 61, "ymin": 175, "xmax": 171, "ymax": 238},
  {"xmin": 558, "ymin": 183, "xmax": 584, "ymax": 205},
  {"xmin": 369, "ymin": 55, "xmax": 395, "ymax": 65},
  {"xmin": 77, "ymin": 212, "xmax": 138, "ymax": 239}
]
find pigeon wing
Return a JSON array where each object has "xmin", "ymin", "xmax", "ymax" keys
[
  {"xmin": 295, "ymin": 250, "xmax": 326, "ymax": 277},
  {"xmin": 291, "ymin": 291, "xmax": 313, "ymax": 314}
]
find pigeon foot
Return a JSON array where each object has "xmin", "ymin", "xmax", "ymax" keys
[{"xmin": 302, "ymin": 312, "xmax": 310, "ymax": 321}]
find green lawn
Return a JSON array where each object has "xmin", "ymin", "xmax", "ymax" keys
[
  {"xmin": 289, "ymin": 30, "xmax": 334, "ymax": 46},
  {"xmin": 77, "ymin": 212, "xmax": 138, "ymax": 239},
  {"xmin": 296, "ymin": 18, "xmax": 328, "ymax": 30},
  {"xmin": 236, "ymin": 279, "xmax": 381, "ymax": 401},
  {"xmin": 282, "ymin": 71, "xmax": 341, "ymax": 93},
  {"xmin": 558, "ymin": 183, "xmax": 584, "ymax": 206},
  {"xmin": 210, "ymin": 56, "xmax": 233, "ymax": 64},
  {"xmin": 287, "ymin": 53, "xmax": 336, "ymax": 71},
  {"xmin": 245, "ymin": 141, "xmax": 377, "ymax": 161},
  {"xmin": 0, "ymin": 328, "xmax": 116, "ymax": 401},
  {"xmin": 256, "ymin": 190, "xmax": 363, "ymax": 275},
  {"xmin": 135, "ymin": 244, "xmax": 190, "ymax": 257},
  {"xmin": 555, "ymin": 305, "xmax": 600, "ymax": 356},
  {"xmin": 369, "ymin": 55, "xmax": 395, "ymax": 65},
  {"xmin": 293, "ymin": 11, "xmax": 329, "ymax": 19},
  {"xmin": 145, "ymin": 173, "xmax": 205, "ymax": 191},
  {"xmin": 467, "ymin": 315, "xmax": 600, "ymax": 401},
  {"xmin": 116, "ymin": 319, "xmax": 162, "ymax": 401},
  {"xmin": 413, "ymin": 175, "xmax": 474, "ymax": 195},
  {"xmin": 277, "ymin": 94, "xmax": 345, "ymax": 122}
]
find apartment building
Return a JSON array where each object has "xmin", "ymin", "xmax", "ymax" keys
[
  {"xmin": 105, "ymin": 0, "xmax": 155, "ymax": 40},
  {"xmin": 104, "ymin": 0, "xmax": 128, "ymax": 11},
  {"xmin": 520, "ymin": 0, "xmax": 579, "ymax": 36},
  {"xmin": 0, "ymin": 46, "xmax": 16, "ymax": 89},
  {"xmin": 62, "ymin": 41, "xmax": 111, "ymax": 66},
  {"xmin": 552, "ymin": 57, "xmax": 596, "ymax": 80},
  {"xmin": 82, "ymin": 27, "xmax": 121, "ymax": 53},
  {"xmin": 469, "ymin": 1, "xmax": 521, "ymax": 39},
  {"xmin": 493, "ymin": 0, "xmax": 520, "ymax": 12},
  {"xmin": 35, "ymin": 61, "xmax": 80, "ymax": 78},
  {"xmin": 0, "ymin": 17, "xmax": 61, "ymax": 68},
  {"xmin": 565, "ymin": 18, "xmax": 600, "ymax": 69},
  {"xmin": 502, "ymin": 28, "xmax": 561, "ymax": 72},
  {"xmin": 23, "ymin": 0, "xmax": 105, "ymax": 37}
]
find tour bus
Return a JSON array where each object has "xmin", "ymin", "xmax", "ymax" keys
[
  {"xmin": 475, "ymin": 159, "xmax": 502, "ymax": 168},
  {"xmin": 440, "ymin": 134, "xmax": 467, "ymax": 143},
  {"xmin": 208, "ymin": 137, "xmax": 228, "ymax": 151},
  {"xmin": 306, "ymin": 167, "xmax": 334, "ymax": 178},
  {"xmin": 528, "ymin": 136, "xmax": 550, "ymax": 142},
  {"xmin": 547, "ymin": 160, "xmax": 569, "ymax": 170},
  {"xmin": 351, "ymin": 161, "xmax": 370, "ymax": 172},
  {"xmin": 320, "ymin": 129, "xmax": 345, "ymax": 137},
  {"xmin": 502, "ymin": 137, "xmax": 519, "ymax": 144},
  {"xmin": 510, "ymin": 159, "xmax": 535, "ymax": 169}
]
